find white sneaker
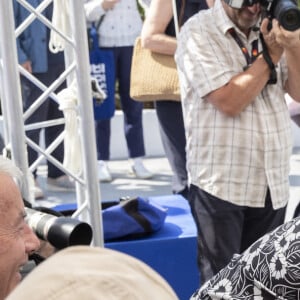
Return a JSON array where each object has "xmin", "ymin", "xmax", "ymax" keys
[
  {"xmin": 34, "ymin": 181, "xmax": 44, "ymax": 200},
  {"xmin": 47, "ymin": 175, "xmax": 75, "ymax": 190},
  {"xmin": 98, "ymin": 160, "xmax": 112, "ymax": 182},
  {"xmin": 131, "ymin": 158, "xmax": 153, "ymax": 179}
]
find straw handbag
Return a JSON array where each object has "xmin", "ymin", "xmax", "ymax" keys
[{"xmin": 130, "ymin": 0, "xmax": 180, "ymax": 102}]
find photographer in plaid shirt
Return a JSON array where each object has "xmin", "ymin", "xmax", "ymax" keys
[{"xmin": 175, "ymin": 0, "xmax": 300, "ymax": 284}]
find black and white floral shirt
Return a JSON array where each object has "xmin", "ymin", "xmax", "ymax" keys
[{"xmin": 191, "ymin": 217, "xmax": 300, "ymax": 300}]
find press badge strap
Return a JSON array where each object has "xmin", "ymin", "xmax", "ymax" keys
[{"xmin": 228, "ymin": 28, "xmax": 259, "ymax": 70}]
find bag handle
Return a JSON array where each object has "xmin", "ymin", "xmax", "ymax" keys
[
  {"xmin": 89, "ymin": 15, "xmax": 106, "ymax": 50},
  {"xmin": 95, "ymin": 14, "xmax": 106, "ymax": 31},
  {"xmin": 172, "ymin": 0, "xmax": 180, "ymax": 38},
  {"xmin": 121, "ymin": 198, "xmax": 152, "ymax": 233}
]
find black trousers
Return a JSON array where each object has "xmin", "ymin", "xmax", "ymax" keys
[
  {"xmin": 188, "ymin": 184, "xmax": 286, "ymax": 284},
  {"xmin": 95, "ymin": 46, "xmax": 145, "ymax": 160},
  {"xmin": 155, "ymin": 101, "xmax": 188, "ymax": 197}
]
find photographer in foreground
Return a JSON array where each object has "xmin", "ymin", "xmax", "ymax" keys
[
  {"xmin": 175, "ymin": 0, "xmax": 300, "ymax": 284},
  {"xmin": 0, "ymin": 156, "xmax": 40, "ymax": 299}
]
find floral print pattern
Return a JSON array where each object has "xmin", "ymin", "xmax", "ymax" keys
[{"xmin": 191, "ymin": 217, "xmax": 300, "ymax": 300}]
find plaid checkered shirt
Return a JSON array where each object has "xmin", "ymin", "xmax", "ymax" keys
[{"xmin": 175, "ymin": 0, "xmax": 292, "ymax": 209}]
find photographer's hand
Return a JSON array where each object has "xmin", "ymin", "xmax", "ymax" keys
[
  {"xmin": 271, "ymin": 19, "xmax": 300, "ymax": 49},
  {"xmin": 270, "ymin": 19, "xmax": 300, "ymax": 102},
  {"xmin": 260, "ymin": 18, "xmax": 283, "ymax": 64},
  {"xmin": 37, "ymin": 240, "xmax": 56, "ymax": 258}
]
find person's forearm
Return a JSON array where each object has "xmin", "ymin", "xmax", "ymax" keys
[
  {"xmin": 141, "ymin": 0, "xmax": 175, "ymax": 55},
  {"xmin": 285, "ymin": 45, "xmax": 300, "ymax": 102},
  {"xmin": 205, "ymin": 54, "xmax": 272, "ymax": 116},
  {"xmin": 141, "ymin": 33, "xmax": 177, "ymax": 55}
]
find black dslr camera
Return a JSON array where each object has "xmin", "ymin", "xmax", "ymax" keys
[{"xmin": 225, "ymin": 0, "xmax": 300, "ymax": 31}]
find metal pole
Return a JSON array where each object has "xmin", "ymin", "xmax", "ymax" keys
[
  {"xmin": 0, "ymin": 0, "xmax": 34, "ymax": 203},
  {"xmin": 68, "ymin": 0, "xmax": 103, "ymax": 247},
  {"xmin": 0, "ymin": 0, "xmax": 103, "ymax": 246}
]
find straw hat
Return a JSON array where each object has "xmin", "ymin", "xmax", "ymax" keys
[{"xmin": 6, "ymin": 246, "xmax": 179, "ymax": 300}]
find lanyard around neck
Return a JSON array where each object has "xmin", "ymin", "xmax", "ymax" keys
[{"xmin": 228, "ymin": 28, "xmax": 259, "ymax": 69}]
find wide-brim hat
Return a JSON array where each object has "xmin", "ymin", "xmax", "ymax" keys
[{"xmin": 7, "ymin": 245, "xmax": 179, "ymax": 300}]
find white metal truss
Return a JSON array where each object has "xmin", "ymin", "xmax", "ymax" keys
[{"xmin": 0, "ymin": 0, "xmax": 103, "ymax": 247}]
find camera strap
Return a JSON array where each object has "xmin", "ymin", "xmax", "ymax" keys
[
  {"xmin": 259, "ymin": 33, "xmax": 277, "ymax": 84},
  {"xmin": 228, "ymin": 28, "xmax": 258, "ymax": 69}
]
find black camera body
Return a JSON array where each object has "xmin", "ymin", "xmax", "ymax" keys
[
  {"xmin": 261, "ymin": 0, "xmax": 300, "ymax": 31},
  {"xmin": 225, "ymin": 0, "xmax": 300, "ymax": 31}
]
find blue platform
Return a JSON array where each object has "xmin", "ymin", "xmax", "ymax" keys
[{"xmin": 54, "ymin": 195, "xmax": 199, "ymax": 300}]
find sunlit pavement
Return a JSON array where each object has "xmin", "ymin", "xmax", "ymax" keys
[{"xmin": 35, "ymin": 150, "xmax": 300, "ymax": 221}]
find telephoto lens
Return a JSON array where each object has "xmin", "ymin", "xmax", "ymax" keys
[
  {"xmin": 25, "ymin": 208, "xmax": 93, "ymax": 249},
  {"xmin": 272, "ymin": 0, "xmax": 300, "ymax": 31}
]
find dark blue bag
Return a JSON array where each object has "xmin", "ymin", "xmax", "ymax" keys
[
  {"xmin": 89, "ymin": 22, "xmax": 115, "ymax": 120},
  {"xmin": 102, "ymin": 197, "xmax": 167, "ymax": 241},
  {"xmin": 51, "ymin": 197, "xmax": 167, "ymax": 242}
]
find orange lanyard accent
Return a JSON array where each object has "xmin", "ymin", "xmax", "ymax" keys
[{"xmin": 228, "ymin": 28, "xmax": 259, "ymax": 68}]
